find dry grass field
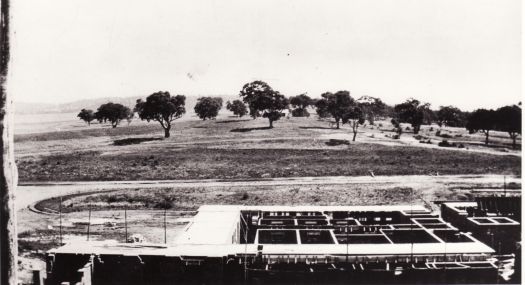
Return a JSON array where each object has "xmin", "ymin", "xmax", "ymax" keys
[{"xmin": 15, "ymin": 112, "xmax": 521, "ymax": 182}]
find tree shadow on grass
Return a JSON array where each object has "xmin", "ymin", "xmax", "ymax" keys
[
  {"xmin": 325, "ymin": 139, "xmax": 350, "ymax": 146},
  {"xmin": 113, "ymin": 137, "xmax": 163, "ymax": 146},
  {"xmin": 216, "ymin": 119, "xmax": 251, "ymax": 124},
  {"xmin": 231, "ymin": 127, "xmax": 272, "ymax": 133},
  {"xmin": 459, "ymin": 141, "xmax": 521, "ymax": 150},
  {"xmin": 299, "ymin": 126, "xmax": 334, "ymax": 130}
]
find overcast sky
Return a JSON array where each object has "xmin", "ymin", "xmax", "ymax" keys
[{"xmin": 8, "ymin": 0, "xmax": 521, "ymax": 110}]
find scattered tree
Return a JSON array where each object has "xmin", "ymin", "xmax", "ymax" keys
[
  {"xmin": 226, "ymin": 100, "xmax": 248, "ymax": 117},
  {"xmin": 94, "ymin": 103, "xmax": 131, "ymax": 128},
  {"xmin": 342, "ymin": 106, "xmax": 365, "ymax": 141},
  {"xmin": 315, "ymin": 91, "xmax": 355, "ymax": 129},
  {"xmin": 466, "ymin": 109, "xmax": 496, "ymax": 145},
  {"xmin": 437, "ymin": 106, "xmax": 465, "ymax": 128},
  {"xmin": 194, "ymin": 97, "xmax": 223, "ymax": 120},
  {"xmin": 289, "ymin": 93, "xmax": 313, "ymax": 117},
  {"xmin": 239, "ymin": 81, "xmax": 289, "ymax": 128},
  {"xmin": 314, "ymin": 98, "xmax": 331, "ymax": 118},
  {"xmin": 393, "ymin": 98, "xmax": 431, "ymax": 134},
  {"xmin": 135, "ymin": 91, "xmax": 186, "ymax": 138},
  {"xmin": 495, "ymin": 105, "xmax": 521, "ymax": 149},
  {"xmin": 421, "ymin": 108, "xmax": 437, "ymax": 125},
  {"xmin": 391, "ymin": 118, "xmax": 403, "ymax": 137},
  {"xmin": 77, "ymin": 109, "xmax": 95, "ymax": 125},
  {"xmin": 357, "ymin": 96, "xmax": 387, "ymax": 125}
]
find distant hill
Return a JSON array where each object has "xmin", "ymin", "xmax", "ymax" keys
[{"xmin": 15, "ymin": 94, "xmax": 240, "ymax": 115}]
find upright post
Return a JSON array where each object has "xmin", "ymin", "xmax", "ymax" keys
[
  {"xmin": 345, "ymin": 226, "xmax": 349, "ymax": 264},
  {"xmin": 410, "ymin": 188, "xmax": 414, "ymax": 263},
  {"xmin": 164, "ymin": 207, "xmax": 167, "ymax": 244},
  {"xmin": 504, "ymin": 176, "xmax": 507, "ymax": 197},
  {"xmin": 124, "ymin": 205, "xmax": 128, "ymax": 242},
  {"xmin": 0, "ymin": 0, "xmax": 17, "ymax": 281},
  {"xmin": 87, "ymin": 204, "xmax": 91, "ymax": 241},
  {"xmin": 59, "ymin": 197, "xmax": 63, "ymax": 245}
]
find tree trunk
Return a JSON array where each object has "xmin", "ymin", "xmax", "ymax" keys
[
  {"xmin": 511, "ymin": 133, "xmax": 517, "ymax": 149},
  {"xmin": 1, "ymin": 0, "xmax": 18, "ymax": 280},
  {"xmin": 352, "ymin": 122, "xmax": 358, "ymax": 141},
  {"xmin": 269, "ymin": 119, "xmax": 274, "ymax": 128},
  {"xmin": 369, "ymin": 116, "xmax": 374, "ymax": 125},
  {"xmin": 485, "ymin": 131, "xmax": 489, "ymax": 145},
  {"xmin": 336, "ymin": 119, "xmax": 340, "ymax": 129},
  {"xmin": 164, "ymin": 127, "xmax": 171, "ymax": 138}
]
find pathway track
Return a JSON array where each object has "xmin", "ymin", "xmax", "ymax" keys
[{"xmin": 17, "ymin": 174, "xmax": 520, "ymax": 211}]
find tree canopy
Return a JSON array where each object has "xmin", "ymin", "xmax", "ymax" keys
[
  {"xmin": 226, "ymin": 100, "xmax": 248, "ymax": 117},
  {"xmin": 315, "ymin": 91, "xmax": 355, "ymax": 129},
  {"xmin": 314, "ymin": 98, "xmax": 331, "ymax": 118},
  {"xmin": 466, "ymin": 108, "xmax": 496, "ymax": 145},
  {"xmin": 77, "ymin": 109, "xmax": 95, "ymax": 125},
  {"xmin": 357, "ymin": 96, "xmax": 387, "ymax": 125},
  {"xmin": 289, "ymin": 93, "xmax": 313, "ymax": 117},
  {"xmin": 239, "ymin": 81, "xmax": 289, "ymax": 128},
  {"xmin": 94, "ymin": 103, "xmax": 131, "ymax": 128},
  {"xmin": 495, "ymin": 105, "xmax": 521, "ymax": 149},
  {"xmin": 342, "ymin": 106, "xmax": 365, "ymax": 141},
  {"xmin": 437, "ymin": 106, "xmax": 465, "ymax": 128},
  {"xmin": 135, "ymin": 91, "xmax": 186, "ymax": 138},
  {"xmin": 194, "ymin": 97, "xmax": 223, "ymax": 120},
  {"xmin": 393, "ymin": 98, "xmax": 431, "ymax": 134}
]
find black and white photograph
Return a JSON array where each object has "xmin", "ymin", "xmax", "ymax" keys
[{"xmin": 0, "ymin": 0, "xmax": 522, "ymax": 284}]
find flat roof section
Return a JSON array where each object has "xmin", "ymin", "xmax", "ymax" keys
[
  {"xmin": 49, "ymin": 205, "xmax": 496, "ymax": 258},
  {"xmin": 468, "ymin": 217, "xmax": 520, "ymax": 226},
  {"xmin": 175, "ymin": 205, "xmax": 240, "ymax": 245}
]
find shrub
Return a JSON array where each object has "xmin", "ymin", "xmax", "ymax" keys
[
  {"xmin": 507, "ymin": 182, "xmax": 521, "ymax": 189},
  {"xmin": 291, "ymin": 109, "xmax": 310, "ymax": 117},
  {"xmin": 107, "ymin": 196, "xmax": 118, "ymax": 204},
  {"xmin": 240, "ymin": 191, "xmax": 249, "ymax": 200},
  {"xmin": 435, "ymin": 130, "xmax": 452, "ymax": 138},
  {"xmin": 413, "ymin": 134, "xmax": 428, "ymax": 140},
  {"xmin": 155, "ymin": 200, "xmax": 173, "ymax": 209},
  {"xmin": 438, "ymin": 140, "xmax": 458, "ymax": 148}
]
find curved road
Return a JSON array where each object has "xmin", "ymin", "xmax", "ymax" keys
[{"xmin": 17, "ymin": 174, "xmax": 520, "ymax": 211}]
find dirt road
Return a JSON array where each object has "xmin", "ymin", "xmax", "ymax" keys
[{"xmin": 17, "ymin": 174, "xmax": 520, "ymax": 211}]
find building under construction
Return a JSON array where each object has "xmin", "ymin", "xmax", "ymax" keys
[{"xmin": 44, "ymin": 201, "xmax": 520, "ymax": 284}]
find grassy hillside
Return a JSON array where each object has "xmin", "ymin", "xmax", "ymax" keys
[{"xmin": 15, "ymin": 115, "xmax": 521, "ymax": 182}]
